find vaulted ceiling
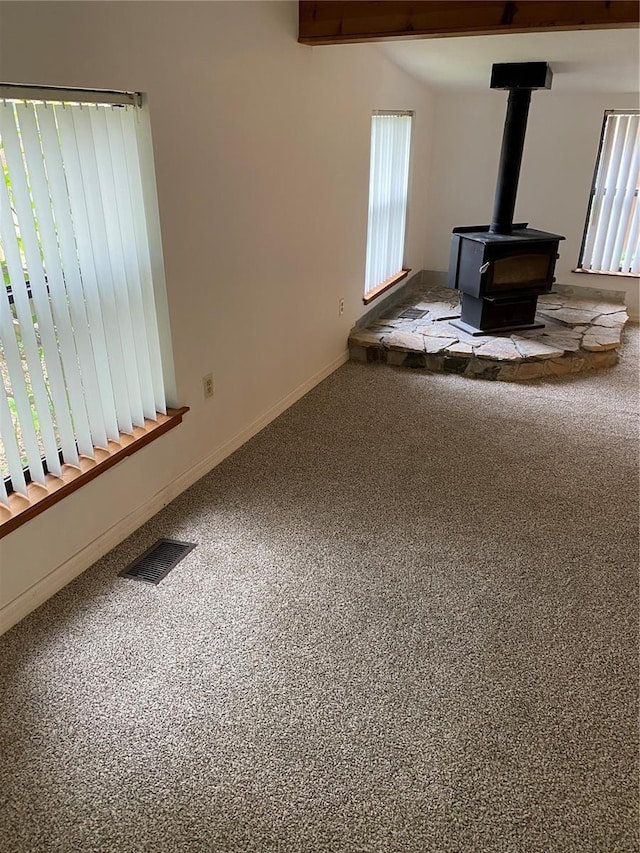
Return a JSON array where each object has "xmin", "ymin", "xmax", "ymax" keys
[{"xmin": 379, "ymin": 28, "xmax": 639, "ymax": 92}]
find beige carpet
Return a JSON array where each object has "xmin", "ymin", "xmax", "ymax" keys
[{"xmin": 1, "ymin": 326, "xmax": 638, "ymax": 853}]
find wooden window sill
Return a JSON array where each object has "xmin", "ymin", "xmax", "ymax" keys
[
  {"xmin": 0, "ymin": 407, "xmax": 189, "ymax": 539},
  {"xmin": 572, "ymin": 267, "xmax": 639, "ymax": 280},
  {"xmin": 363, "ymin": 269, "xmax": 411, "ymax": 305}
]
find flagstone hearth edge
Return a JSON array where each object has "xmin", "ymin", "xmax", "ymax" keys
[{"xmin": 349, "ymin": 276, "xmax": 629, "ymax": 382}]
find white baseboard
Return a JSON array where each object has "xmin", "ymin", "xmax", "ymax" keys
[{"xmin": 0, "ymin": 351, "xmax": 350, "ymax": 636}]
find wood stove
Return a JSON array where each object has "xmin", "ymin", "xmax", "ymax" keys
[{"xmin": 448, "ymin": 62, "xmax": 565, "ymax": 335}]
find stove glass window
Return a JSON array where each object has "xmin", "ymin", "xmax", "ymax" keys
[{"xmin": 491, "ymin": 254, "xmax": 551, "ymax": 289}]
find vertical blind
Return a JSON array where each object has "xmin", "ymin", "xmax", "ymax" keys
[
  {"xmin": 0, "ymin": 93, "xmax": 167, "ymax": 504},
  {"xmin": 579, "ymin": 110, "xmax": 640, "ymax": 275},
  {"xmin": 364, "ymin": 112, "xmax": 413, "ymax": 296}
]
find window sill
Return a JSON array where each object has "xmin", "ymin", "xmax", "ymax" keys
[
  {"xmin": 363, "ymin": 269, "xmax": 411, "ymax": 305},
  {"xmin": 572, "ymin": 268, "xmax": 639, "ymax": 280},
  {"xmin": 0, "ymin": 407, "xmax": 189, "ymax": 539}
]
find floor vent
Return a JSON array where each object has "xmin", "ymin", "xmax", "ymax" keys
[
  {"xmin": 399, "ymin": 308, "xmax": 428, "ymax": 319},
  {"xmin": 119, "ymin": 539, "xmax": 196, "ymax": 585}
]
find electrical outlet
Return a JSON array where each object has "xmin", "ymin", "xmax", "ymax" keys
[
  {"xmin": 203, "ymin": 373, "xmax": 214, "ymax": 399},
  {"xmin": 339, "ymin": 298, "xmax": 345, "ymax": 316}
]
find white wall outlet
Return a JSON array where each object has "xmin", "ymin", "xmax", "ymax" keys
[
  {"xmin": 203, "ymin": 373, "xmax": 214, "ymax": 399},
  {"xmin": 339, "ymin": 298, "xmax": 345, "ymax": 316}
]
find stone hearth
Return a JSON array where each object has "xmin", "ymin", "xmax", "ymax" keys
[{"xmin": 349, "ymin": 277, "xmax": 629, "ymax": 381}]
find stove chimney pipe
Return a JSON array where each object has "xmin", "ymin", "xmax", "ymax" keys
[{"xmin": 489, "ymin": 62, "xmax": 553, "ymax": 235}]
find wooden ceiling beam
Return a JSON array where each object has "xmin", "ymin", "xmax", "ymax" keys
[{"xmin": 298, "ymin": 1, "xmax": 640, "ymax": 45}]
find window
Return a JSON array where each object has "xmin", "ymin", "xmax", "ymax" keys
[
  {"xmin": 578, "ymin": 110, "xmax": 639, "ymax": 276},
  {"xmin": 0, "ymin": 84, "xmax": 181, "ymax": 529},
  {"xmin": 364, "ymin": 111, "xmax": 413, "ymax": 303}
]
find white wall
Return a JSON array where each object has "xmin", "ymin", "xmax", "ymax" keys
[
  {"xmin": 423, "ymin": 89, "xmax": 640, "ymax": 317},
  {"xmin": 0, "ymin": 1, "xmax": 435, "ymax": 628}
]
